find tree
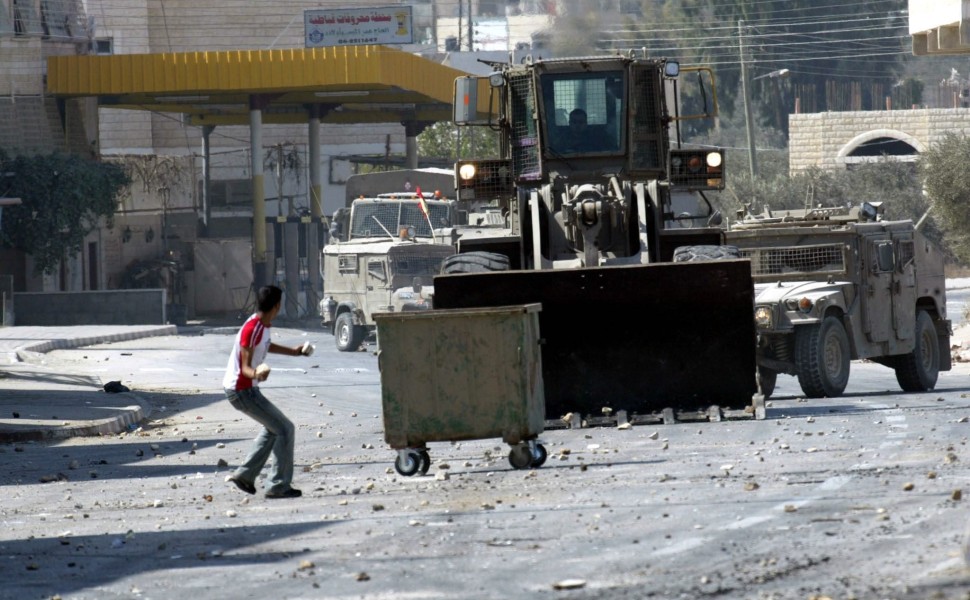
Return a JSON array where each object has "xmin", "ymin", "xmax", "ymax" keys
[
  {"xmin": 0, "ymin": 150, "xmax": 130, "ymax": 274},
  {"xmin": 919, "ymin": 132, "xmax": 970, "ymax": 263},
  {"xmin": 418, "ymin": 121, "xmax": 500, "ymax": 161},
  {"xmin": 711, "ymin": 149, "xmax": 941, "ymax": 249}
]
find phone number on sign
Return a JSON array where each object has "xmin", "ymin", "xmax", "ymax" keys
[{"xmin": 338, "ymin": 37, "xmax": 380, "ymax": 44}]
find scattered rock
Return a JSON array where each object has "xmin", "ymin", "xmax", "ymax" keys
[
  {"xmin": 783, "ymin": 505, "xmax": 797, "ymax": 513},
  {"xmin": 744, "ymin": 482, "xmax": 760, "ymax": 491},
  {"xmin": 552, "ymin": 579, "xmax": 586, "ymax": 590},
  {"xmin": 903, "ymin": 483, "xmax": 915, "ymax": 491},
  {"xmin": 927, "ymin": 471, "xmax": 937, "ymax": 479},
  {"xmin": 298, "ymin": 560, "xmax": 315, "ymax": 571},
  {"xmin": 355, "ymin": 572, "xmax": 370, "ymax": 582},
  {"xmin": 954, "ymin": 489, "xmax": 963, "ymax": 501}
]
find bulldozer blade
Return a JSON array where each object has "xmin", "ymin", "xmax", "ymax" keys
[{"xmin": 433, "ymin": 260, "xmax": 757, "ymax": 420}]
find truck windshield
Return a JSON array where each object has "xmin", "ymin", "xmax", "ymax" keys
[
  {"xmin": 350, "ymin": 202, "xmax": 450, "ymax": 239},
  {"xmin": 540, "ymin": 70, "xmax": 624, "ymax": 155}
]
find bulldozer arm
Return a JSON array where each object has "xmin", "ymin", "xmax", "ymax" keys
[{"xmin": 433, "ymin": 260, "xmax": 757, "ymax": 421}]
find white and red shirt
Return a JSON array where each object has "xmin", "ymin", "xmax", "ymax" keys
[{"xmin": 223, "ymin": 314, "xmax": 271, "ymax": 390}]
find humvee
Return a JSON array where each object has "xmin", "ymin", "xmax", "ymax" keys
[
  {"xmin": 319, "ymin": 194, "xmax": 456, "ymax": 351},
  {"xmin": 726, "ymin": 203, "xmax": 951, "ymax": 399}
]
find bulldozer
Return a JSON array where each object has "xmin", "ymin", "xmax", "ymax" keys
[{"xmin": 431, "ymin": 53, "xmax": 759, "ymax": 423}]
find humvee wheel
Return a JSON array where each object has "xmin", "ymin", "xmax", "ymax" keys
[
  {"xmin": 795, "ymin": 316, "xmax": 850, "ymax": 398},
  {"xmin": 335, "ymin": 312, "xmax": 365, "ymax": 352},
  {"xmin": 757, "ymin": 368, "xmax": 777, "ymax": 400},
  {"xmin": 894, "ymin": 310, "xmax": 940, "ymax": 392}
]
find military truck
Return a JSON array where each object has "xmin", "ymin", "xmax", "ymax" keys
[
  {"xmin": 429, "ymin": 54, "xmax": 759, "ymax": 422},
  {"xmin": 319, "ymin": 194, "xmax": 456, "ymax": 351},
  {"xmin": 726, "ymin": 203, "xmax": 951, "ymax": 399}
]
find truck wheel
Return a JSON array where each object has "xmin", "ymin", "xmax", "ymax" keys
[
  {"xmin": 441, "ymin": 251, "xmax": 510, "ymax": 273},
  {"xmin": 794, "ymin": 316, "xmax": 850, "ymax": 398},
  {"xmin": 894, "ymin": 310, "xmax": 940, "ymax": 392},
  {"xmin": 672, "ymin": 245, "xmax": 741, "ymax": 262},
  {"xmin": 757, "ymin": 368, "xmax": 777, "ymax": 400},
  {"xmin": 334, "ymin": 312, "xmax": 365, "ymax": 352}
]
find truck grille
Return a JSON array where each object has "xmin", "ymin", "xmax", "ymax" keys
[
  {"xmin": 739, "ymin": 243, "xmax": 846, "ymax": 279},
  {"xmin": 389, "ymin": 247, "xmax": 452, "ymax": 276}
]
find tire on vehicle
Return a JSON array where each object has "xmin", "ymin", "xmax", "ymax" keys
[
  {"xmin": 334, "ymin": 311, "xmax": 366, "ymax": 352},
  {"xmin": 894, "ymin": 310, "xmax": 940, "ymax": 392},
  {"xmin": 441, "ymin": 251, "xmax": 511, "ymax": 274},
  {"xmin": 794, "ymin": 315, "xmax": 850, "ymax": 398},
  {"xmin": 672, "ymin": 245, "xmax": 741, "ymax": 262}
]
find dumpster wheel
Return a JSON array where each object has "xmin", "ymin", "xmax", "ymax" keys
[
  {"xmin": 418, "ymin": 450, "xmax": 431, "ymax": 475},
  {"xmin": 394, "ymin": 449, "xmax": 423, "ymax": 477},
  {"xmin": 509, "ymin": 440, "xmax": 546, "ymax": 470},
  {"xmin": 531, "ymin": 443, "xmax": 547, "ymax": 468}
]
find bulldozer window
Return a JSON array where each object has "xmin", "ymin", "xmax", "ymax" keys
[{"xmin": 542, "ymin": 71, "xmax": 622, "ymax": 155}]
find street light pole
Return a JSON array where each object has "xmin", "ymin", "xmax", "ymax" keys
[{"xmin": 739, "ymin": 20, "xmax": 757, "ymax": 178}]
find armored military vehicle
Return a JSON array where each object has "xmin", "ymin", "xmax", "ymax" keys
[
  {"xmin": 726, "ymin": 203, "xmax": 951, "ymax": 398},
  {"xmin": 319, "ymin": 194, "xmax": 455, "ymax": 351}
]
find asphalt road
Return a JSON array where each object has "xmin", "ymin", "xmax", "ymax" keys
[{"xmin": 3, "ymin": 326, "xmax": 970, "ymax": 599}]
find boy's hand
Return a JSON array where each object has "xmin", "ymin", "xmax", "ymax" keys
[
  {"xmin": 300, "ymin": 341, "xmax": 315, "ymax": 357},
  {"xmin": 254, "ymin": 363, "xmax": 271, "ymax": 381}
]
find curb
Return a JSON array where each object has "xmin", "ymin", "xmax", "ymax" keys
[
  {"xmin": 0, "ymin": 392, "xmax": 152, "ymax": 444},
  {"xmin": 0, "ymin": 326, "xmax": 173, "ymax": 443},
  {"xmin": 13, "ymin": 325, "xmax": 177, "ymax": 362}
]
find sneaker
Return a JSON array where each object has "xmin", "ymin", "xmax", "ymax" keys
[
  {"xmin": 226, "ymin": 476, "xmax": 256, "ymax": 495},
  {"xmin": 265, "ymin": 487, "xmax": 302, "ymax": 499}
]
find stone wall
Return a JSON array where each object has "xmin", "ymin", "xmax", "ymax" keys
[
  {"xmin": 789, "ymin": 108, "xmax": 970, "ymax": 172},
  {"xmin": 12, "ymin": 289, "xmax": 169, "ymax": 325}
]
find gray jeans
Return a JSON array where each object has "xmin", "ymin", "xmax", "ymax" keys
[{"xmin": 226, "ymin": 387, "xmax": 295, "ymax": 493}]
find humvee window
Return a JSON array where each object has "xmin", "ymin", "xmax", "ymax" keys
[
  {"xmin": 338, "ymin": 255, "xmax": 357, "ymax": 273},
  {"xmin": 367, "ymin": 258, "xmax": 387, "ymax": 282},
  {"xmin": 350, "ymin": 202, "xmax": 451, "ymax": 239},
  {"xmin": 874, "ymin": 241, "xmax": 895, "ymax": 272}
]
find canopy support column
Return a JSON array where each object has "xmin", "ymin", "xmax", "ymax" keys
[{"xmin": 250, "ymin": 97, "xmax": 268, "ymax": 287}]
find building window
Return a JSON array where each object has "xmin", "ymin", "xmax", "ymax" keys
[
  {"xmin": 41, "ymin": 0, "xmax": 74, "ymax": 38},
  {"xmin": 13, "ymin": 0, "xmax": 43, "ymax": 36},
  {"xmin": 95, "ymin": 37, "xmax": 112, "ymax": 55}
]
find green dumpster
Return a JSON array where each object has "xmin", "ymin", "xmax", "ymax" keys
[{"xmin": 374, "ymin": 303, "xmax": 546, "ymax": 476}]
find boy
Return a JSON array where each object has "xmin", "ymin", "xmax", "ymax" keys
[{"xmin": 223, "ymin": 285, "xmax": 313, "ymax": 498}]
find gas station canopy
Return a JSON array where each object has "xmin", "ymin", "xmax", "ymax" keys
[{"xmin": 47, "ymin": 44, "xmax": 482, "ymax": 125}]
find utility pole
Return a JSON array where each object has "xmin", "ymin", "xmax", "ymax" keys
[
  {"xmin": 739, "ymin": 20, "xmax": 757, "ymax": 178},
  {"xmin": 467, "ymin": 0, "xmax": 474, "ymax": 51}
]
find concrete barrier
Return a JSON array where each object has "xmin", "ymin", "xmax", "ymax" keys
[{"xmin": 13, "ymin": 289, "xmax": 168, "ymax": 325}]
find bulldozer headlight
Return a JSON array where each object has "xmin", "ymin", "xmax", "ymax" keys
[
  {"xmin": 754, "ymin": 306, "xmax": 774, "ymax": 329},
  {"xmin": 459, "ymin": 163, "xmax": 477, "ymax": 181},
  {"xmin": 669, "ymin": 148, "xmax": 725, "ymax": 191}
]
